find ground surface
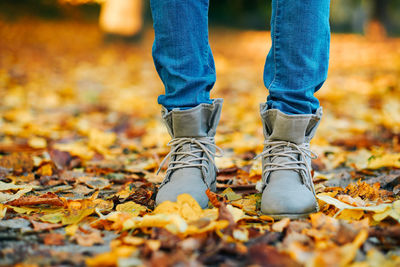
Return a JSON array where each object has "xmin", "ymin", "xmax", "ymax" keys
[{"xmin": 0, "ymin": 18, "xmax": 399, "ymax": 267}]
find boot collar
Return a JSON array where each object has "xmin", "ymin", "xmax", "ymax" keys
[
  {"xmin": 161, "ymin": 99, "xmax": 223, "ymax": 138},
  {"xmin": 260, "ymin": 104, "xmax": 322, "ymax": 144}
]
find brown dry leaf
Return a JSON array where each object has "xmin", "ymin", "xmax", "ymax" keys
[
  {"xmin": 217, "ymin": 202, "xmax": 235, "ymax": 226},
  {"xmin": 30, "ymin": 220, "xmax": 62, "ymax": 231},
  {"xmin": 49, "ymin": 149, "xmax": 76, "ymax": 170},
  {"xmin": 0, "ymin": 153, "xmax": 34, "ymax": 173},
  {"xmin": 77, "ymin": 176, "xmax": 110, "ymax": 190},
  {"xmin": 6, "ymin": 192, "xmax": 64, "ymax": 207},
  {"xmin": 0, "ymin": 181, "xmax": 37, "ymax": 191},
  {"xmin": 344, "ymin": 181, "xmax": 382, "ymax": 201},
  {"xmin": 73, "ymin": 184, "xmax": 95, "ymax": 196},
  {"xmin": 43, "ymin": 233, "xmax": 65, "ymax": 246},
  {"xmin": 72, "ymin": 228, "xmax": 104, "ymax": 247},
  {"xmin": 249, "ymin": 244, "xmax": 302, "ymax": 267},
  {"xmin": 0, "ymin": 187, "xmax": 33, "ymax": 204}
]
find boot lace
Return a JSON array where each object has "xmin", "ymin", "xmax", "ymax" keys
[
  {"xmin": 254, "ymin": 140, "xmax": 317, "ymax": 193},
  {"xmin": 157, "ymin": 137, "xmax": 223, "ymax": 185}
]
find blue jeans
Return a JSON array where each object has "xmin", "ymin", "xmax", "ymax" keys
[{"xmin": 150, "ymin": 0, "xmax": 331, "ymax": 114}]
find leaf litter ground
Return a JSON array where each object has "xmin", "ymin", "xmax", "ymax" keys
[{"xmin": 0, "ymin": 18, "xmax": 399, "ymax": 267}]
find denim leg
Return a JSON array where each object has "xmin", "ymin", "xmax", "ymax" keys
[
  {"xmin": 264, "ymin": 0, "xmax": 331, "ymax": 115},
  {"xmin": 150, "ymin": 0, "xmax": 215, "ymax": 110}
]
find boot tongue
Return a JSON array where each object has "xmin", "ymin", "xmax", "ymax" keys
[
  {"xmin": 173, "ymin": 143, "xmax": 202, "ymax": 168},
  {"xmin": 270, "ymin": 146, "xmax": 299, "ymax": 165},
  {"xmin": 267, "ymin": 145, "xmax": 303, "ymax": 184}
]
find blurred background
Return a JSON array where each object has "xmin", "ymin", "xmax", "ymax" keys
[
  {"xmin": 0, "ymin": 0, "xmax": 399, "ymax": 37},
  {"xmin": 0, "ymin": 0, "xmax": 399, "ymax": 157},
  {"xmin": 0, "ymin": 0, "xmax": 399, "ymax": 192}
]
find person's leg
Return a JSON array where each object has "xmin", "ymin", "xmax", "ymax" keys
[
  {"xmin": 258, "ymin": 0, "xmax": 331, "ymax": 218},
  {"xmin": 150, "ymin": 0, "xmax": 215, "ymax": 110},
  {"xmin": 264, "ymin": 0, "xmax": 331, "ymax": 115},
  {"xmin": 150, "ymin": 0, "xmax": 222, "ymax": 208}
]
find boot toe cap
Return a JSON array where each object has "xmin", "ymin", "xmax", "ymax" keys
[
  {"xmin": 155, "ymin": 179, "xmax": 209, "ymax": 209},
  {"xmin": 261, "ymin": 187, "xmax": 317, "ymax": 217}
]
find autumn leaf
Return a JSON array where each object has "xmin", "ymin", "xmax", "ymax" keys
[
  {"xmin": 77, "ymin": 176, "xmax": 110, "ymax": 190},
  {"xmin": 0, "ymin": 153, "xmax": 34, "ymax": 173},
  {"xmin": 88, "ymin": 129, "xmax": 117, "ymax": 155},
  {"xmin": 115, "ymin": 201, "xmax": 146, "ymax": 216},
  {"xmin": 0, "ymin": 204, "xmax": 7, "ymax": 220},
  {"xmin": 6, "ymin": 192, "xmax": 64, "ymax": 207},
  {"xmin": 30, "ymin": 220, "xmax": 62, "ymax": 231},
  {"xmin": 28, "ymin": 137, "xmax": 47, "ymax": 149},
  {"xmin": 53, "ymin": 142, "xmax": 95, "ymax": 160},
  {"xmin": 43, "ymin": 233, "xmax": 65, "ymax": 246},
  {"xmin": 61, "ymin": 200, "xmax": 97, "ymax": 225},
  {"xmin": 71, "ymin": 227, "xmax": 104, "ymax": 246},
  {"xmin": 0, "ymin": 187, "xmax": 33, "ymax": 204},
  {"xmin": 316, "ymin": 194, "xmax": 399, "ymax": 222},
  {"xmin": 368, "ymin": 153, "xmax": 400, "ymax": 169},
  {"xmin": 49, "ymin": 149, "xmax": 76, "ymax": 170},
  {"xmin": 86, "ymin": 246, "xmax": 136, "ymax": 267}
]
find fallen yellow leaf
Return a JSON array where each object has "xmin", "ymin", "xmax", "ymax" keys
[{"xmin": 116, "ymin": 201, "xmax": 146, "ymax": 216}]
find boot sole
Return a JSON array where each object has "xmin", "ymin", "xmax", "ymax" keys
[
  {"xmin": 267, "ymin": 213, "xmax": 311, "ymax": 220},
  {"xmin": 266, "ymin": 210, "xmax": 318, "ymax": 220}
]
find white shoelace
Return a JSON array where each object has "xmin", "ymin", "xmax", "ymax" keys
[
  {"xmin": 254, "ymin": 140, "xmax": 317, "ymax": 193},
  {"xmin": 157, "ymin": 137, "xmax": 223, "ymax": 184}
]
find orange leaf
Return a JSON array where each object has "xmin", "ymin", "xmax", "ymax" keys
[{"xmin": 205, "ymin": 188, "xmax": 220, "ymax": 208}]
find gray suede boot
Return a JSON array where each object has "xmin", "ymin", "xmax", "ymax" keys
[
  {"xmin": 156, "ymin": 99, "xmax": 223, "ymax": 208},
  {"xmin": 255, "ymin": 104, "xmax": 322, "ymax": 219}
]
